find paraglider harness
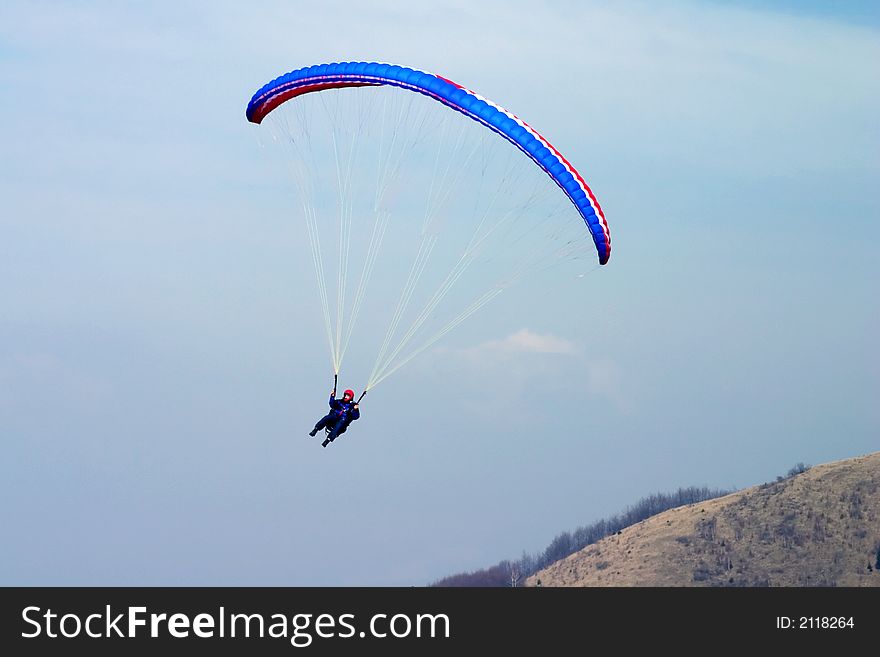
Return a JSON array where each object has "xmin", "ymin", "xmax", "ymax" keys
[{"xmin": 321, "ymin": 374, "xmax": 366, "ymax": 442}]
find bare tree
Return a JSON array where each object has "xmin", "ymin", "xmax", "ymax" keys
[
  {"xmin": 697, "ymin": 516, "xmax": 717, "ymax": 542},
  {"xmin": 508, "ymin": 561, "xmax": 521, "ymax": 588}
]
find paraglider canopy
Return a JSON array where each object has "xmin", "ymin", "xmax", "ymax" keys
[{"xmin": 247, "ymin": 62, "xmax": 610, "ymax": 265}]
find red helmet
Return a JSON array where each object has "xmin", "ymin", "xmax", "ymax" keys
[{"xmin": 343, "ymin": 389, "xmax": 355, "ymax": 399}]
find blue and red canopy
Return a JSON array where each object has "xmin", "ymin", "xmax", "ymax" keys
[{"xmin": 246, "ymin": 62, "xmax": 610, "ymax": 265}]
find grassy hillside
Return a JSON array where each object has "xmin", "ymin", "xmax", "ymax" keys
[{"xmin": 526, "ymin": 452, "xmax": 880, "ymax": 587}]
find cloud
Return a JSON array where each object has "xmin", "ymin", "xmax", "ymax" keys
[
  {"xmin": 422, "ymin": 329, "xmax": 581, "ymax": 417},
  {"xmin": 474, "ymin": 329, "xmax": 580, "ymax": 356},
  {"xmin": 427, "ymin": 329, "xmax": 636, "ymax": 411}
]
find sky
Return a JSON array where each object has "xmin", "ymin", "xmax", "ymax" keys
[{"xmin": 1, "ymin": 0, "xmax": 878, "ymax": 586}]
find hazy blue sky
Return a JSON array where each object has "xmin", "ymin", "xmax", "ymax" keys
[{"xmin": 1, "ymin": 1, "xmax": 877, "ymax": 585}]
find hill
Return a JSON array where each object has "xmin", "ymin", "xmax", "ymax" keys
[
  {"xmin": 525, "ymin": 452, "xmax": 880, "ymax": 587},
  {"xmin": 430, "ymin": 486, "xmax": 730, "ymax": 586}
]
